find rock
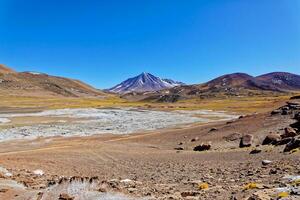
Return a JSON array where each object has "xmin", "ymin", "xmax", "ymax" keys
[
  {"xmin": 178, "ymin": 142, "xmax": 183, "ymax": 145},
  {"xmin": 269, "ymin": 169, "xmax": 277, "ymax": 174},
  {"xmin": 193, "ymin": 143, "xmax": 211, "ymax": 151},
  {"xmin": 59, "ymin": 193, "xmax": 74, "ymax": 200},
  {"xmin": 181, "ymin": 191, "xmax": 199, "ymax": 197},
  {"xmin": 276, "ymin": 137, "xmax": 293, "ymax": 145},
  {"xmin": 281, "ymin": 106, "xmax": 289, "ymax": 111},
  {"xmin": 250, "ymin": 149, "xmax": 262, "ymax": 154},
  {"xmin": 33, "ymin": 169, "xmax": 44, "ymax": 176},
  {"xmin": 174, "ymin": 147, "xmax": 184, "ymax": 150},
  {"xmin": 262, "ymin": 160, "xmax": 272, "ymax": 166},
  {"xmin": 287, "ymin": 103, "xmax": 300, "ymax": 110},
  {"xmin": 224, "ymin": 133, "xmax": 242, "ymax": 141},
  {"xmin": 36, "ymin": 192, "xmax": 43, "ymax": 200},
  {"xmin": 281, "ymin": 127, "xmax": 297, "ymax": 138},
  {"xmin": 262, "ymin": 134, "xmax": 281, "ymax": 145},
  {"xmin": 294, "ymin": 112, "xmax": 300, "ymax": 121},
  {"xmin": 191, "ymin": 137, "xmax": 199, "ymax": 142},
  {"xmin": 209, "ymin": 127, "xmax": 218, "ymax": 132},
  {"xmin": 240, "ymin": 134, "xmax": 254, "ymax": 148},
  {"xmin": 290, "ymin": 95, "xmax": 300, "ymax": 100},
  {"xmin": 284, "ymin": 138, "xmax": 300, "ymax": 152},
  {"xmin": 271, "ymin": 110, "xmax": 281, "ymax": 115},
  {"xmin": 282, "ymin": 110, "xmax": 291, "ymax": 115}
]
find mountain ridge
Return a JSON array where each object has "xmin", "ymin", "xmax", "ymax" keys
[{"xmin": 120, "ymin": 71, "xmax": 300, "ymax": 102}]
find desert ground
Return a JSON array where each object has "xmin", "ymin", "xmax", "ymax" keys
[{"xmin": 0, "ymin": 95, "xmax": 299, "ymax": 200}]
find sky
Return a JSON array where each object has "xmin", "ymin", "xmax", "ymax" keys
[{"xmin": 0, "ymin": 0, "xmax": 299, "ymax": 89}]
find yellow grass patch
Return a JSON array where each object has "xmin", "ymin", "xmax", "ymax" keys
[
  {"xmin": 277, "ymin": 191, "xmax": 289, "ymax": 198},
  {"xmin": 243, "ymin": 183, "xmax": 258, "ymax": 190},
  {"xmin": 198, "ymin": 182, "xmax": 209, "ymax": 190}
]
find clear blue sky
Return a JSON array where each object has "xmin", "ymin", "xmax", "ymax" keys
[{"xmin": 0, "ymin": 0, "xmax": 299, "ymax": 89}]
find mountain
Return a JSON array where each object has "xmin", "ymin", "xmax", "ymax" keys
[
  {"xmin": 0, "ymin": 64, "xmax": 106, "ymax": 97},
  {"xmin": 203, "ymin": 73, "xmax": 254, "ymax": 90},
  {"xmin": 108, "ymin": 72, "xmax": 184, "ymax": 94},
  {"xmin": 256, "ymin": 72, "xmax": 300, "ymax": 91},
  {"xmin": 124, "ymin": 72, "xmax": 300, "ymax": 102}
]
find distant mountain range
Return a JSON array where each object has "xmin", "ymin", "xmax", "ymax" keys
[
  {"xmin": 0, "ymin": 64, "xmax": 106, "ymax": 97},
  {"xmin": 1, "ymin": 63, "xmax": 300, "ymax": 101},
  {"xmin": 120, "ymin": 72, "xmax": 300, "ymax": 102},
  {"xmin": 109, "ymin": 71, "xmax": 300, "ymax": 96},
  {"xmin": 108, "ymin": 72, "xmax": 184, "ymax": 94}
]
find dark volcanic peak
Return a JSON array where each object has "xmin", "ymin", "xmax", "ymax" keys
[{"xmin": 108, "ymin": 72, "xmax": 184, "ymax": 94}]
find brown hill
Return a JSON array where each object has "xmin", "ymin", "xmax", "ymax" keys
[
  {"xmin": 256, "ymin": 72, "xmax": 300, "ymax": 91},
  {"xmin": 0, "ymin": 64, "xmax": 16, "ymax": 74},
  {"xmin": 0, "ymin": 65, "xmax": 106, "ymax": 97}
]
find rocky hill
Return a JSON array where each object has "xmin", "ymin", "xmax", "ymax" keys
[{"xmin": 0, "ymin": 64, "xmax": 106, "ymax": 97}]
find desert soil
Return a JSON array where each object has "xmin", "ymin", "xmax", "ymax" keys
[{"xmin": 0, "ymin": 100, "xmax": 299, "ymax": 200}]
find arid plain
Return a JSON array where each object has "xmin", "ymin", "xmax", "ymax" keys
[{"xmin": 0, "ymin": 94, "xmax": 299, "ymax": 200}]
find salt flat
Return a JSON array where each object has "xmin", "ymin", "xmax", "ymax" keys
[{"xmin": 0, "ymin": 108, "xmax": 237, "ymax": 141}]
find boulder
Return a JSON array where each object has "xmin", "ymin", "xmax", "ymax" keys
[
  {"xmin": 284, "ymin": 138, "xmax": 300, "ymax": 152},
  {"xmin": 281, "ymin": 127, "xmax": 297, "ymax": 138},
  {"xmin": 262, "ymin": 134, "xmax": 281, "ymax": 145},
  {"xmin": 193, "ymin": 143, "xmax": 211, "ymax": 151},
  {"xmin": 240, "ymin": 134, "xmax": 254, "ymax": 148}
]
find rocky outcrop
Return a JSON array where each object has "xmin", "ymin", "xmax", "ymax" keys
[{"xmin": 267, "ymin": 101, "xmax": 300, "ymax": 152}]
